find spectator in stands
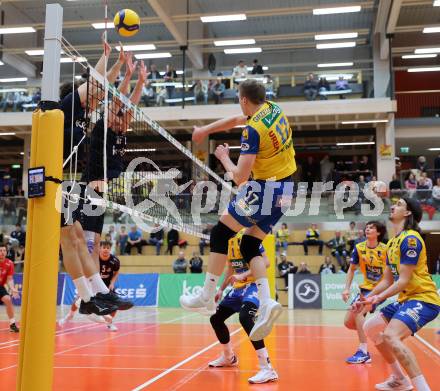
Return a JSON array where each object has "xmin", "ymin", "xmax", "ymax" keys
[
  {"xmin": 193, "ymin": 80, "xmax": 208, "ymax": 105},
  {"xmin": 405, "ymin": 172, "xmax": 417, "ymax": 197},
  {"xmin": 107, "ymin": 225, "xmax": 117, "ymax": 254},
  {"xmin": 117, "ymin": 225, "xmax": 128, "ymax": 255},
  {"xmin": 326, "ymin": 231, "xmax": 347, "ymax": 268},
  {"xmin": 2, "ymin": 198, "xmax": 16, "ymax": 224},
  {"xmin": 351, "ymin": 155, "xmax": 360, "ymax": 172},
  {"xmin": 297, "ymin": 262, "xmax": 311, "ymax": 274},
  {"xmin": 166, "ymin": 228, "xmax": 179, "ymax": 255},
  {"xmin": 319, "ymin": 256, "xmax": 336, "ymax": 274},
  {"xmin": 335, "ymin": 76, "xmax": 349, "ymax": 99},
  {"xmin": 173, "ymin": 251, "xmax": 188, "ymax": 273},
  {"xmin": 251, "ymin": 59, "xmax": 264, "ymax": 75},
  {"xmin": 2, "ymin": 184, "xmax": 14, "ymax": 196},
  {"xmin": 339, "ymin": 255, "xmax": 351, "ymax": 273},
  {"xmin": 189, "ymin": 252, "xmax": 203, "ymax": 273},
  {"xmin": 277, "ymin": 252, "xmax": 297, "ymax": 288},
  {"xmin": 10, "ymin": 224, "xmax": 25, "ymax": 247},
  {"xmin": 32, "ymin": 88, "xmax": 41, "ymax": 104},
  {"xmin": 14, "ymin": 244, "xmax": 25, "ymax": 273},
  {"xmin": 389, "ymin": 174, "xmax": 402, "ymax": 193},
  {"xmin": 164, "ymin": 64, "xmax": 178, "ymax": 102},
  {"xmin": 359, "ymin": 155, "xmax": 371, "ymax": 179},
  {"xmin": 320, "ymin": 154, "xmax": 334, "ymax": 182},
  {"xmin": 232, "ymin": 60, "xmax": 248, "ymax": 79},
  {"xmin": 303, "ymin": 73, "xmax": 318, "ymax": 101},
  {"xmin": 0, "ymin": 91, "xmax": 20, "ymax": 112},
  {"xmin": 356, "ymin": 229, "xmax": 366, "ymax": 244},
  {"xmin": 125, "ymin": 225, "xmax": 145, "ymax": 255},
  {"xmin": 434, "ymin": 253, "xmax": 440, "ymax": 274},
  {"xmin": 276, "ymin": 223, "xmax": 290, "ymax": 254},
  {"xmin": 199, "ymin": 224, "xmax": 212, "ymax": 255},
  {"xmin": 303, "ymin": 223, "xmax": 324, "ymax": 255},
  {"xmin": 318, "ymin": 77, "xmax": 330, "ymax": 100},
  {"xmin": 211, "ymin": 78, "xmax": 225, "ymax": 104},
  {"xmin": 429, "ymin": 177, "xmax": 440, "ymax": 210},
  {"xmin": 148, "ymin": 63, "xmax": 162, "ymax": 81},
  {"xmin": 6, "ymin": 241, "xmax": 15, "ymax": 263},
  {"xmin": 148, "ymin": 225, "xmax": 164, "ymax": 255},
  {"xmin": 416, "ymin": 155, "xmax": 428, "ymax": 172},
  {"xmin": 346, "ymin": 221, "xmax": 357, "ymax": 253},
  {"xmin": 421, "ymin": 171, "xmax": 433, "ymax": 189},
  {"xmin": 302, "ymin": 156, "xmax": 319, "ymax": 191},
  {"xmin": 434, "ymin": 153, "xmax": 440, "ymax": 180},
  {"xmin": 417, "ymin": 174, "xmax": 431, "ymax": 203}
]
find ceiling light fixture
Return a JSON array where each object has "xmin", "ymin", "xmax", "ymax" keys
[
  {"xmin": 313, "ymin": 6, "xmax": 362, "ymax": 15},
  {"xmin": 60, "ymin": 57, "xmax": 87, "ymax": 63},
  {"xmin": 402, "ymin": 54, "xmax": 438, "ymax": 59},
  {"xmin": 0, "ymin": 27, "xmax": 36, "ymax": 34},
  {"xmin": 408, "ymin": 67, "xmax": 440, "ymax": 72},
  {"xmin": 316, "ymin": 42, "xmax": 356, "ymax": 49},
  {"xmin": 315, "ymin": 32, "xmax": 358, "ymax": 40},
  {"xmin": 214, "ymin": 39, "xmax": 256, "ymax": 46},
  {"xmin": 201, "ymin": 14, "xmax": 246, "ymax": 23},
  {"xmin": 116, "ymin": 44, "xmax": 156, "ymax": 51},
  {"xmin": 317, "ymin": 62, "xmax": 354, "ymax": 68},
  {"xmin": 0, "ymin": 132, "xmax": 17, "ymax": 136},
  {"xmin": 415, "ymin": 47, "xmax": 440, "ymax": 54},
  {"xmin": 423, "ymin": 27, "xmax": 440, "ymax": 33},
  {"xmin": 92, "ymin": 22, "xmax": 115, "ymax": 29},
  {"xmin": 135, "ymin": 52, "xmax": 172, "ymax": 59},
  {"xmin": 0, "ymin": 78, "xmax": 28, "ymax": 83},
  {"xmin": 224, "ymin": 47, "xmax": 262, "ymax": 54}
]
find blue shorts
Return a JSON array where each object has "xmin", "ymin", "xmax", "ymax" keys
[
  {"xmin": 228, "ymin": 179, "xmax": 295, "ymax": 234},
  {"xmin": 381, "ymin": 300, "xmax": 440, "ymax": 334},
  {"xmin": 220, "ymin": 283, "xmax": 259, "ymax": 313},
  {"xmin": 351, "ymin": 288, "xmax": 383, "ymax": 313}
]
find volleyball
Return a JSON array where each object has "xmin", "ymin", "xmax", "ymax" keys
[{"xmin": 114, "ymin": 9, "xmax": 140, "ymax": 37}]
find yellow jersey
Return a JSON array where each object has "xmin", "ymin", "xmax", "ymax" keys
[
  {"xmin": 276, "ymin": 228, "xmax": 290, "ymax": 243},
  {"xmin": 241, "ymin": 101, "xmax": 296, "ymax": 180},
  {"xmin": 227, "ymin": 232, "xmax": 264, "ymax": 289},
  {"xmin": 351, "ymin": 241, "xmax": 387, "ymax": 291},
  {"xmin": 386, "ymin": 230, "xmax": 440, "ymax": 306}
]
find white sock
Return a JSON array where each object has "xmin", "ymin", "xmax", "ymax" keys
[
  {"xmin": 222, "ymin": 342, "xmax": 234, "ymax": 359},
  {"xmin": 256, "ymin": 278, "xmax": 271, "ymax": 303},
  {"xmin": 359, "ymin": 343, "xmax": 368, "ymax": 354},
  {"xmin": 73, "ymin": 276, "xmax": 93, "ymax": 302},
  {"xmin": 390, "ymin": 361, "xmax": 406, "ymax": 379},
  {"xmin": 89, "ymin": 273, "xmax": 110, "ymax": 295},
  {"xmin": 256, "ymin": 347, "xmax": 272, "ymax": 369},
  {"xmin": 201, "ymin": 272, "xmax": 219, "ymax": 301},
  {"xmin": 412, "ymin": 375, "xmax": 431, "ymax": 391},
  {"xmin": 9, "ymin": 318, "xmax": 15, "ymax": 325}
]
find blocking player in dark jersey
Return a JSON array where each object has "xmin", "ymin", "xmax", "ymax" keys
[
  {"xmin": 342, "ymin": 221, "xmax": 387, "ymax": 364},
  {"xmin": 0, "ymin": 244, "xmax": 19, "ymax": 332},
  {"xmin": 80, "ymin": 57, "xmax": 148, "ymax": 276},
  {"xmin": 58, "ymin": 39, "xmax": 132, "ymax": 316},
  {"xmin": 209, "ymin": 231, "xmax": 278, "ymax": 384},
  {"xmin": 59, "ymin": 241, "xmax": 121, "ymax": 331}
]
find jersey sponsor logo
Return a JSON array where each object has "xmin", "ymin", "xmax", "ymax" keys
[
  {"xmin": 262, "ymin": 104, "xmax": 281, "ymax": 128},
  {"xmin": 115, "ymin": 283, "xmax": 147, "ymax": 299},
  {"xmin": 295, "ymin": 279, "xmax": 320, "ymax": 303},
  {"xmin": 241, "ymin": 143, "xmax": 250, "ymax": 152},
  {"xmin": 242, "ymin": 128, "xmax": 249, "ymax": 140},
  {"xmin": 407, "ymin": 238, "xmax": 417, "ymax": 248},
  {"xmin": 268, "ymin": 130, "xmax": 280, "ymax": 150},
  {"xmin": 252, "ymin": 106, "xmax": 271, "ymax": 123},
  {"xmin": 406, "ymin": 249, "xmax": 417, "ymax": 258}
]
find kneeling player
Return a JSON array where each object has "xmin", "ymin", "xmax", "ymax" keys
[
  {"xmin": 356, "ymin": 198, "xmax": 440, "ymax": 391},
  {"xmin": 209, "ymin": 231, "xmax": 278, "ymax": 384},
  {"xmin": 342, "ymin": 221, "xmax": 387, "ymax": 364},
  {"xmin": 0, "ymin": 244, "xmax": 19, "ymax": 332}
]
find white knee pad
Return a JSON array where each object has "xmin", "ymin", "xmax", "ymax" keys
[{"xmin": 363, "ymin": 313, "xmax": 387, "ymax": 345}]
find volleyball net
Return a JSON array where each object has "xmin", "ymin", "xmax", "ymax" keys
[{"xmin": 59, "ymin": 37, "xmax": 233, "ymax": 238}]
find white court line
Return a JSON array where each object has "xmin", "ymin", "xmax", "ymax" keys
[
  {"xmin": 131, "ymin": 327, "xmax": 243, "ymax": 391},
  {"xmin": 414, "ymin": 334, "xmax": 440, "ymax": 357}
]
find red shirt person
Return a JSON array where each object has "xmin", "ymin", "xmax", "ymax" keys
[{"xmin": 0, "ymin": 244, "xmax": 19, "ymax": 332}]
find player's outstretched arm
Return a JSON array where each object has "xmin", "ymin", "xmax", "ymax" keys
[
  {"xmin": 192, "ymin": 115, "xmax": 248, "ymax": 144},
  {"xmin": 107, "ymin": 43, "xmax": 127, "ymax": 85},
  {"xmin": 118, "ymin": 53, "xmax": 137, "ymax": 96},
  {"xmin": 129, "ymin": 60, "xmax": 148, "ymax": 105},
  {"xmin": 371, "ymin": 264, "xmax": 415, "ymax": 302}
]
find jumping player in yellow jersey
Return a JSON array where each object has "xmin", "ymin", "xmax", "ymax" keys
[
  {"xmin": 180, "ymin": 80, "xmax": 296, "ymax": 341},
  {"xmin": 208, "ymin": 231, "xmax": 278, "ymax": 384},
  {"xmin": 355, "ymin": 197, "xmax": 440, "ymax": 391},
  {"xmin": 342, "ymin": 221, "xmax": 387, "ymax": 364}
]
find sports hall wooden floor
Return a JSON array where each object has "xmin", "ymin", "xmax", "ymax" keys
[{"xmin": 0, "ymin": 308, "xmax": 439, "ymax": 390}]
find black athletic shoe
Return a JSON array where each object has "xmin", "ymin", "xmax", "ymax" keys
[
  {"xmin": 96, "ymin": 291, "xmax": 134, "ymax": 311},
  {"xmin": 9, "ymin": 323, "xmax": 19, "ymax": 333},
  {"xmin": 79, "ymin": 296, "xmax": 118, "ymax": 316}
]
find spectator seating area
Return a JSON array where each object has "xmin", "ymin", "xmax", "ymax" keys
[{"xmin": 277, "ymin": 83, "xmax": 364, "ymax": 100}]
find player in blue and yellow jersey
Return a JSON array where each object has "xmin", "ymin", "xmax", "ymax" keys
[
  {"xmin": 180, "ymin": 79, "xmax": 296, "ymax": 341},
  {"xmin": 208, "ymin": 231, "xmax": 278, "ymax": 384},
  {"xmin": 356, "ymin": 198, "xmax": 440, "ymax": 391},
  {"xmin": 342, "ymin": 221, "xmax": 387, "ymax": 364}
]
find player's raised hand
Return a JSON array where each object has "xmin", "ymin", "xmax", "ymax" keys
[
  {"xmin": 125, "ymin": 53, "xmax": 137, "ymax": 76},
  {"xmin": 118, "ymin": 42, "xmax": 126, "ymax": 64},
  {"xmin": 342, "ymin": 289, "xmax": 350, "ymax": 303},
  {"xmin": 102, "ymin": 33, "xmax": 111, "ymax": 57},
  {"xmin": 138, "ymin": 60, "xmax": 148, "ymax": 83},
  {"xmin": 192, "ymin": 125, "xmax": 208, "ymax": 144},
  {"xmin": 215, "ymin": 143, "xmax": 230, "ymax": 161}
]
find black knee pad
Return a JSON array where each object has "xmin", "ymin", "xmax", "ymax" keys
[
  {"xmin": 240, "ymin": 302, "xmax": 265, "ymax": 349},
  {"xmin": 210, "ymin": 222, "xmax": 237, "ymax": 254},
  {"xmin": 240, "ymin": 235, "xmax": 262, "ymax": 263}
]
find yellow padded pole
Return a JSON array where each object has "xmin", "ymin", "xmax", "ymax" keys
[
  {"xmin": 262, "ymin": 234, "xmax": 276, "ymax": 299},
  {"xmin": 17, "ymin": 108, "xmax": 63, "ymax": 391}
]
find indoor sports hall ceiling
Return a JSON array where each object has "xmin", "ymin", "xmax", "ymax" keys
[{"xmin": 0, "ymin": 0, "xmax": 439, "ymax": 82}]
